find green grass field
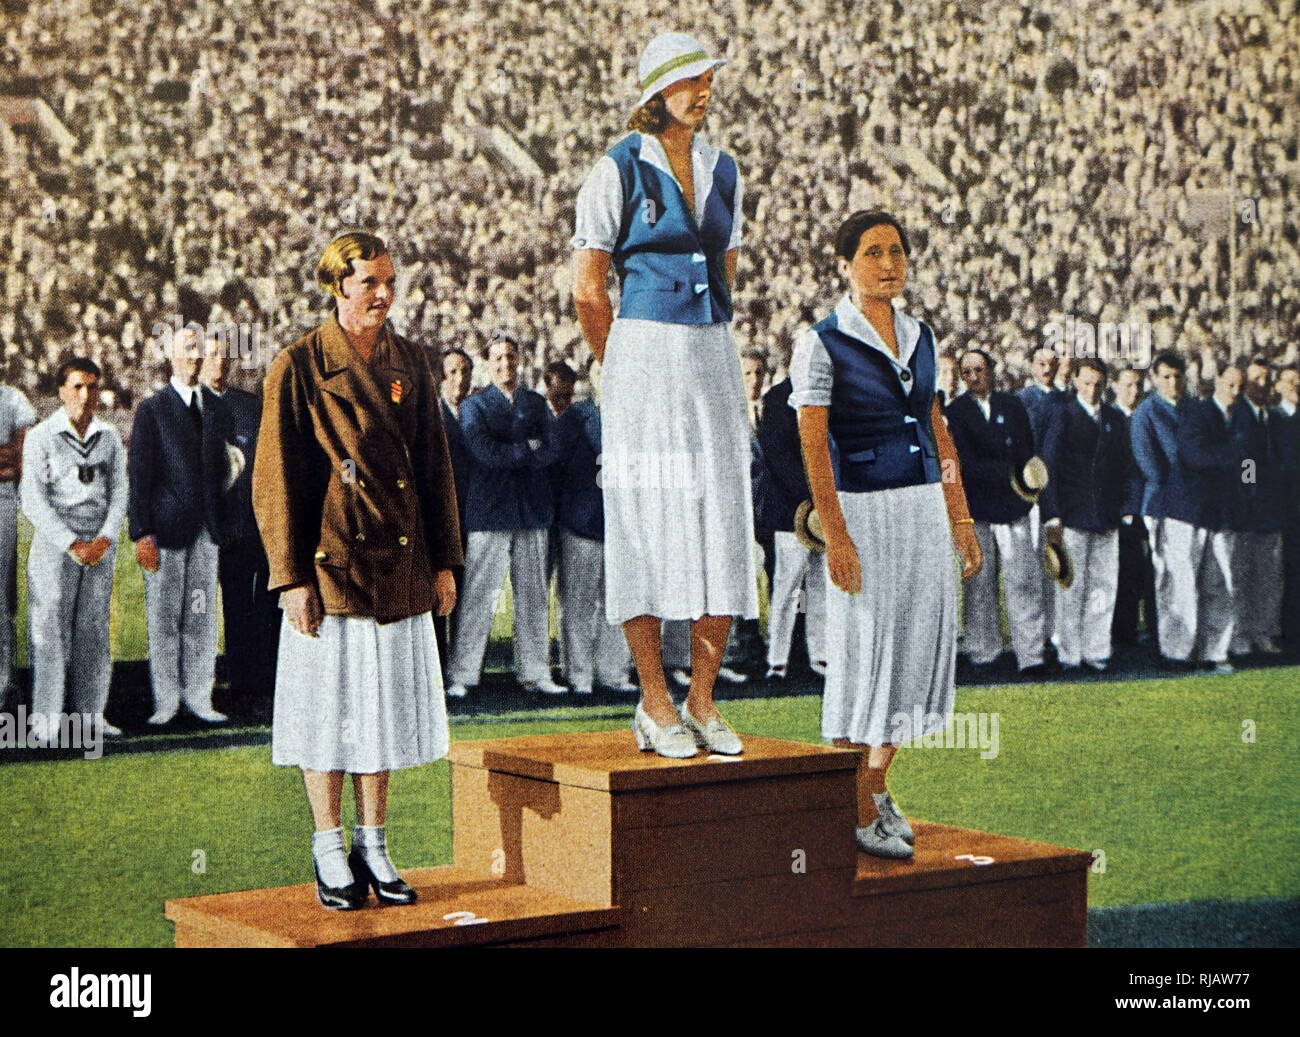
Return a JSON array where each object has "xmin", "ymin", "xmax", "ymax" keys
[{"xmin": 1, "ymin": 670, "xmax": 1296, "ymax": 947}]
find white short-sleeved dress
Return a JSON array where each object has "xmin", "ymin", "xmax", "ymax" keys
[
  {"xmin": 573, "ymin": 133, "xmax": 758, "ymax": 625},
  {"xmin": 789, "ymin": 296, "xmax": 958, "ymax": 746}
]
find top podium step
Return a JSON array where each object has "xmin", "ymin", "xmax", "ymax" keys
[{"xmin": 447, "ymin": 728, "xmax": 859, "ymax": 792}]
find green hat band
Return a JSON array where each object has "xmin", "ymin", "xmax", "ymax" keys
[{"xmin": 640, "ymin": 50, "xmax": 708, "ymax": 92}]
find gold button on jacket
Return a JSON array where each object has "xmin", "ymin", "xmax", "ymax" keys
[{"xmin": 252, "ymin": 317, "xmax": 463, "ymax": 623}]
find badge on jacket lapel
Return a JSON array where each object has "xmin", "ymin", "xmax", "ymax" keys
[{"xmin": 390, "ymin": 379, "xmax": 403, "ymax": 404}]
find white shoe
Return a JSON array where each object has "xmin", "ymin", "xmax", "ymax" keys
[
  {"xmin": 525, "ymin": 678, "xmax": 568, "ymax": 695},
  {"xmin": 670, "ymin": 668, "xmax": 692, "ymax": 689},
  {"xmin": 715, "ymin": 666, "xmax": 748, "ymax": 684},
  {"xmin": 445, "ymin": 683, "xmax": 469, "ymax": 698},
  {"xmin": 571, "ymin": 683, "xmax": 593, "ymax": 695},
  {"xmin": 631, "ymin": 703, "xmax": 697, "ymax": 759},
  {"xmin": 1255, "ymin": 637, "xmax": 1284, "ymax": 656},
  {"xmin": 97, "ymin": 718, "xmax": 123, "ymax": 738},
  {"xmin": 679, "ymin": 701, "xmax": 743, "ymax": 755},
  {"xmin": 872, "ymin": 791, "xmax": 914, "ymax": 845},
  {"xmin": 598, "ymin": 678, "xmax": 640, "ymax": 694},
  {"xmin": 188, "ymin": 706, "xmax": 228, "ymax": 724},
  {"xmin": 147, "ymin": 709, "xmax": 177, "ymax": 726},
  {"xmin": 810, "ymin": 660, "xmax": 828, "ymax": 676},
  {"xmin": 856, "ymin": 818, "xmax": 913, "ymax": 859},
  {"xmin": 765, "ymin": 665, "xmax": 786, "ymax": 680}
]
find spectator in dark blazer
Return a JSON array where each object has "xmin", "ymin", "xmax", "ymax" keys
[
  {"xmin": 444, "ymin": 335, "xmax": 564, "ymax": 697},
  {"xmin": 1273, "ymin": 366, "xmax": 1300, "ymax": 653},
  {"xmin": 1020, "ymin": 344, "xmax": 1068, "ymax": 652},
  {"xmin": 1110, "ymin": 365, "xmax": 1155, "ymax": 646},
  {"xmin": 1227, "ymin": 358, "xmax": 1286, "ymax": 656},
  {"xmin": 552, "ymin": 368, "xmax": 634, "ymax": 694},
  {"xmin": 758, "ymin": 376, "xmax": 825, "ymax": 678},
  {"xmin": 1038, "ymin": 358, "xmax": 1141, "ymax": 671},
  {"xmin": 543, "ymin": 360, "xmax": 578, "ymax": 583},
  {"xmin": 201, "ymin": 349, "xmax": 279, "ymax": 709},
  {"xmin": 947, "ymin": 349, "xmax": 1048, "ymax": 673},
  {"xmin": 438, "ymin": 348, "xmax": 474, "ymax": 532},
  {"xmin": 436, "ymin": 346, "xmax": 474, "ymax": 675},
  {"xmin": 1019, "ymin": 345, "xmax": 1066, "ymax": 445},
  {"xmin": 1133, "ymin": 352, "xmax": 1238, "ymax": 671},
  {"xmin": 129, "ymin": 327, "xmax": 234, "ymax": 724}
]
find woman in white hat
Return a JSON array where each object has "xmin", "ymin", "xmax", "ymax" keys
[
  {"xmin": 571, "ymin": 32, "xmax": 754, "ymax": 758},
  {"xmin": 791, "ymin": 210, "xmax": 982, "ymax": 858}
]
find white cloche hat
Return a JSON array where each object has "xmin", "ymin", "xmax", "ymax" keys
[{"xmin": 636, "ymin": 32, "xmax": 728, "ymax": 108}]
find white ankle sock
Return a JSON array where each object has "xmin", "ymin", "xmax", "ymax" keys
[
  {"xmin": 311, "ymin": 828, "xmax": 353, "ymax": 888},
  {"xmin": 353, "ymin": 825, "xmax": 400, "ymax": 883}
]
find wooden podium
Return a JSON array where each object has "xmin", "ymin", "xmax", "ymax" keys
[{"xmin": 166, "ymin": 730, "xmax": 1090, "ymax": 947}]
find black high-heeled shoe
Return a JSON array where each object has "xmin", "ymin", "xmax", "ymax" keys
[
  {"xmin": 313, "ymin": 860, "xmax": 368, "ymax": 910},
  {"xmin": 348, "ymin": 847, "xmax": 417, "ymax": 906}
]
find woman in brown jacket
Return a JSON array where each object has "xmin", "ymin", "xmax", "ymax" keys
[{"xmin": 253, "ymin": 232, "xmax": 462, "ymax": 910}]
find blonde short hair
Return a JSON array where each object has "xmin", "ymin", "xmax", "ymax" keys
[
  {"xmin": 316, "ymin": 232, "xmax": 388, "ymax": 299},
  {"xmin": 626, "ymin": 94, "xmax": 669, "ymax": 134}
]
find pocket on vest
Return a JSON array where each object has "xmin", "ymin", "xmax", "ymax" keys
[
  {"xmin": 840, "ymin": 441, "xmax": 922, "ymax": 486},
  {"xmin": 625, "ymin": 278, "xmax": 682, "ymax": 293}
]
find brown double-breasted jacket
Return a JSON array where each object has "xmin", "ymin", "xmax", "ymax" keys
[{"xmin": 252, "ymin": 316, "xmax": 463, "ymax": 623}]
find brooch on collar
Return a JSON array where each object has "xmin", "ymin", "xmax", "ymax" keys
[{"xmin": 390, "ymin": 379, "xmax": 403, "ymax": 404}]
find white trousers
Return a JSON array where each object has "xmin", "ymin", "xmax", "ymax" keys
[
  {"xmin": 143, "ymin": 528, "xmax": 220, "ymax": 715},
  {"xmin": 1053, "ymin": 528, "xmax": 1118, "ymax": 668},
  {"xmin": 448, "ymin": 528, "xmax": 550, "ymax": 686},
  {"xmin": 558, "ymin": 531, "xmax": 631, "ymax": 689},
  {"xmin": 1145, "ymin": 517, "xmax": 1234, "ymax": 663},
  {"xmin": 767, "ymin": 531, "xmax": 827, "ymax": 668},
  {"xmin": 0, "ymin": 499, "xmax": 15, "ymax": 708},
  {"xmin": 28, "ymin": 534, "xmax": 116, "ymax": 719},
  {"xmin": 963, "ymin": 515, "xmax": 1045, "ymax": 669},
  {"xmin": 1230, "ymin": 531, "xmax": 1283, "ymax": 652}
]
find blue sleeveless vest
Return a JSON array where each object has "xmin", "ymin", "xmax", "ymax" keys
[
  {"xmin": 607, "ymin": 133, "xmax": 736, "ymax": 325},
  {"xmin": 814, "ymin": 312, "xmax": 942, "ymax": 493}
]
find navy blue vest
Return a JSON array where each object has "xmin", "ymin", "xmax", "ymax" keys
[
  {"xmin": 814, "ymin": 313, "xmax": 941, "ymax": 493},
  {"xmin": 607, "ymin": 133, "xmax": 736, "ymax": 325}
]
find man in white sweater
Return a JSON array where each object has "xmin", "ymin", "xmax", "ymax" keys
[{"xmin": 20, "ymin": 358, "xmax": 128, "ymax": 740}]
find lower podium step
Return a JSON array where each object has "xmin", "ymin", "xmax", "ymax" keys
[{"xmin": 165, "ymin": 867, "xmax": 623, "ymax": 948}]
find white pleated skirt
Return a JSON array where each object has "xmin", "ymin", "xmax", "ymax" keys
[
  {"xmin": 272, "ymin": 611, "xmax": 449, "ymax": 773},
  {"xmin": 821, "ymin": 483, "xmax": 959, "ymax": 746},
  {"xmin": 601, "ymin": 318, "xmax": 759, "ymax": 624}
]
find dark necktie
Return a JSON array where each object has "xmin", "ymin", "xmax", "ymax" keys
[{"xmin": 189, "ymin": 392, "xmax": 202, "ymax": 439}]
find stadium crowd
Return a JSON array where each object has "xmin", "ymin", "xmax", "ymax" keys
[{"xmin": 1, "ymin": 0, "xmax": 1296, "ymax": 403}]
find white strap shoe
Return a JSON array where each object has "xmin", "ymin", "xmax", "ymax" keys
[
  {"xmin": 856, "ymin": 818, "xmax": 913, "ymax": 859},
  {"xmin": 872, "ymin": 791, "xmax": 915, "ymax": 845},
  {"xmin": 680, "ymin": 702, "xmax": 743, "ymax": 755},
  {"xmin": 632, "ymin": 703, "xmax": 697, "ymax": 759}
]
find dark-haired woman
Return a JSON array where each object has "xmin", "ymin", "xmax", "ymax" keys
[
  {"xmin": 791, "ymin": 210, "xmax": 982, "ymax": 858},
  {"xmin": 571, "ymin": 32, "xmax": 755, "ymax": 758}
]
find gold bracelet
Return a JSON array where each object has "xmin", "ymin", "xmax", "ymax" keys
[{"xmin": 953, "ymin": 517, "xmax": 974, "ymax": 525}]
